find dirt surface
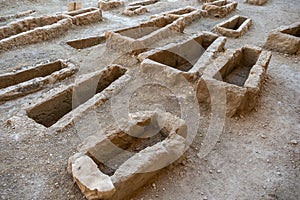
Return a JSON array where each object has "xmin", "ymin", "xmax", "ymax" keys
[{"xmin": 0, "ymin": 0, "xmax": 299, "ymax": 200}]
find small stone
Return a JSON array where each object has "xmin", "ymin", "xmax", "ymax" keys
[
  {"xmin": 201, "ymin": 192, "xmax": 204, "ymax": 195},
  {"xmin": 54, "ymin": 182, "xmax": 59, "ymax": 188},
  {"xmin": 203, "ymin": 196, "xmax": 208, "ymax": 200},
  {"xmin": 276, "ymin": 172, "xmax": 281, "ymax": 176},
  {"xmin": 217, "ymin": 170, "xmax": 221, "ymax": 173},
  {"xmin": 261, "ymin": 134, "xmax": 267, "ymax": 139},
  {"xmin": 209, "ymin": 170, "xmax": 213, "ymax": 174},
  {"xmin": 262, "ymin": 185, "xmax": 267, "ymax": 189},
  {"xmin": 162, "ymin": 188, "xmax": 166, "ymax": 191},
  {"xmin": 152, "ymin": 183, "xmax": 156, "ymax": 189},
  {"xmin": 290, "ymin": 140, "xmax": 298, "ymax": 145}
]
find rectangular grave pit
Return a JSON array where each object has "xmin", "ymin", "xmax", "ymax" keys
[
  {"xmin": 151, "ymin": 6, "xmax": 204, "ymax": 25},
  {"xmin": 140, "ymin": 32, "xmax": 226, "ymax": 81},
  {"xmin": 26, "ymin": 65, "xmax": 126, "ymax": 128},
  {"xmin": 66, "ymin": 35, "xmax": 106, "ymax": 49},
  {"xmin": 0, "ymin": 60, "xmax": 77, "ymax": 102},
  {"xmin": 215, "ymin": 47, "xmax": 260, "ymax": 86},
  {"xmin": 65, "ymin": 7, "xmax": 102, "ymax": 26},
  {"xmin": 105, "ymin": 15, "xmax": 185, "ymax": 53},
  {"xmin": 214, "ymin": 15, "xmax": 252, "ymax": 38},
  {"xmin": 69, "ymin": 111, "xmax": 187, "ymax": 200},
  {"xmin": 265, "ymin": 21, "xmax": 300, "ymax": 54},
  {"xmin": 129, "ymin": 0, "xmax": 159, "ymax": 6},
  {"xmin": 197, "ymin": 46, "xmax": 272, "ymax": 117},
  {"xmin": 202, "ymin": 0, "xmax": 238, "ymax": 18},
  {"xmin": 0, "ymin": 15, "xmax": 72, "ymax": 51}
]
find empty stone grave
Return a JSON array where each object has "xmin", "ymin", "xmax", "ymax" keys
[
  {"xmin": 0, "ymin": 15, "xmax": 72, "ymax": 51},
  {"xmin": 265, "ymin": 21, "xmax": 300, "ymax": 54},
  {"xmin": 68, "ymin": 1, "xmax": 82, "ymax": 12},
  {"xmin": 123, "ymin": 5, "xmax": 148, "ymax": 16},
  {"xmin": 26, "ymin": 65, "xmax": 128, "ymax": 129},
  {"xmin": 245, "ymin": 0, "xmax": 267, "ymax": 6},
  {"xmin": 98, "ymin": 0, "xmax": 125, "ymax": 11},
  {"xmin": 68, "ymin": 111, "xmax": 187, "ymax": 200},
  {"xmin": 0, "ymin": 60, "xmax": 77, "ymax": 102},
  {"xmin": 139, "ymin": 31, "xmax": 226, "ymax": 81},
  {"xmin": 202, "ymin": 0, "xmax": 238, "ymax": 18},
  {"xmin": 129, "ymin": 0, "xmax": 160, "ymax": 7},
  {"xmin": 66, "ymin": 35, "xmax": 106, "ymax": 49},
  {"xmin": 0, "ymin": 10, "xmax": 36, "ymax": 23},
  {"xmin": 151, "ymin": 6, "xmax": 205, "ymax": 25},
  {"xmin": 65, "ymin": 7, "xmax": 102, "ymax": 26},
  {"xmin": 214, "ymin": 15, "xmax": 252, "ymax": 38},
  {"xmin": 105, "ymin": 15, "xmax": 185, "ymax": 53},
  {"xmin": 197, "ymin": 46, "xmax": 272, "ymax": 116}
]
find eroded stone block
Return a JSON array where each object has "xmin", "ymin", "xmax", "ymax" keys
[
  {"xmin": 123, "ymin": 6, "xmax": 148, "ymax": 16},
  {"xmin": 69, "ymin": 111, "xmax": 187, "ymax": 200},
  {"xmin": 98, "ymin": 0, "xmax": 125, "ymax": 11},
  {"xmin": 202, "ymin": 0, "xmax": 238, "ymax": 18},
  {"xmin": 197, "ymin": 46, "xmax": 272, "ymax": 116},
  {"xmin": 265, "ymin": 21, "xmax": 300, "ymax": 55},
  {"xmin": 214, "ymin": 15, "xmax": 252, "ymax": 38},
  {"xmin": 26, "ymin": 65, "xmax": 128, "ymax": 129},
  {"xmin": 0, "ymin": 60, "xmax": 77, "ymax": 102},
  {"xmin": 139, "ymin": 32, "xmax": 226, "ymax": 82}
]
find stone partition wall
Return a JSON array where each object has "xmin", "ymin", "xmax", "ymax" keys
[{"xmin": 197, "ymin": 46, "xmax": 272, "ymax": 117}]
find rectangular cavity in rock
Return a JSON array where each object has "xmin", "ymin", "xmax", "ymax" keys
[
  {"xmin": 27, "ymin": 66, "xmax": 126, "ymax": 127},
  {"xmin": 215, "ymin": 47, "xmax": 260, "ymax": 86},
  {"xmin": 147, "ymin": 35, "xmax": 218, "ymax": 72},
  {"xmin": 0, "ymin": 15, "xmax": 65, "ymax": 40},
  {"xmin": 66, "ymin": 35, "xmax": 106, "ymax": 49},
  {"xmin": 0, "ymin": 60, "xmax": 67, "ymax": 89},
  {"xmin": 87, "ymin": 130, "xmax": 168, "ymax": 176}
]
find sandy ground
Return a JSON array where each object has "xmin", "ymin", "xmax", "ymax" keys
[{"xmin": 0, "ymin": 0, "xmax": 299, "ymax": 199}]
